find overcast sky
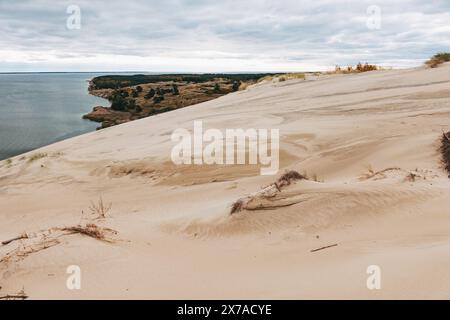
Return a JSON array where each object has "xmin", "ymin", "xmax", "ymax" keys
[{"xmin": 0, "ymin": 0, "xmax": 449, "ymax": 72}]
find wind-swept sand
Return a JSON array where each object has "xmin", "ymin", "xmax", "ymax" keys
[{"xmin": 1, "ymin": 64, "xmax": 450, "ymax": 299}]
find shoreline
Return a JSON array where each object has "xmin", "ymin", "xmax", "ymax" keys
[
  {"xmin": 81, "ymin": 74, "xmax": 270, "ymax": 129},
  {"xmin": 0, "ymin": 73, "xmax": 105, "ymax": 161}
]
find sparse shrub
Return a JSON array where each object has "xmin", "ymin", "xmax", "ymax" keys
[
  {"xmin": 331, "ymin": 63, "xmax": 377, "ymax": 74},
  {"xmin": 145, "ymin": 88, "xmax": 156, "ymax": 99},
  {"xmin": 136, "ymin": 85, "xmax": 143, "ymax": 92},
  {"xmin": 27, "ymin": 153, "xmax": 47, "ymax": 163},
  {"xmin": 132, "ymin": 90, "xmax": 139, "ymax": 98},
  {"xmin": 213, "ymin": 83, "xmax": 220, "ymax": 93},
  {"xmin": 153, "ymin": 95, "xmax": 164, "ymax": 104},
  {"xmin": 110, "ymin": 91, "xmax": 128, "ymax": 111},
  {"xmin": 232, "ymin": 81, "xmax": 240, "ymax": 92},
  {"xmin": 172, "ymin": 84, "xmax": 179, "ymax": 95},
  {"xmin": 127, "ymin": 99, "xmax": 136, "ymax": 110},
  {"xmin": 361, "ymin": 63, "xmax": 377, "ymax": 72},
  {"xmin": 356, "ymin": 62, "xmax": 363, "ymax": 71},
  {"xmin": 426, "ymin": 52, "xmax": 450, "ymax": 68}
]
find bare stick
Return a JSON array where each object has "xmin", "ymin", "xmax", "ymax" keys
[
  {"xmin": 310, "ymin": 243, "xmax": 338, "ymax": 253},
  {"xmin": 1, "ymin": 234, "xmax": 28, "ymax": 246},
  {"xmin": 0, "ymin": 293, "xmax": 28, "ymax": 300}
]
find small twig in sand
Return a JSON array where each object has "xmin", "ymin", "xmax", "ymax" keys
[
  {"xmin": 1, "ymin": 233, "xmax": 28, "ymax": 246},
  {"xmin": 310, "ymin": 243, "xmax": 338, "ymax": 253}
]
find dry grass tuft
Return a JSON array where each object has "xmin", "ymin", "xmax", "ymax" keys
[
  {"xmin": 258, "ymin": 75, "xmax": 277, "ymax": 82},
  {"xmin": 0, "ymin": 238, "xmax": 61, "ymax": 266},
  {"xmin": 441, "ymin": 132, "xmax": 450, "ymax": 174},
  {"xmin": 332, "ymin": 63, "xmax": 378, "ymax": 74},
  {"xmin": 259, "ymin": 73, "xmax": 305, "ymax": 83},
  {"xmin": 284, "ymin": 73, "xmax": 306, "ymax": 80},
  {"xmin": 238, "ymin": 82, "xmax": 251, "ymax": 90},
  {"xmin": 230, "ymin": 199, "xmax": 244, "ymax": 215},
  {"xmin": 276, "ymin": 170, "xmax": 306, "ymax": 188},
  {"xmin": 405, "ymin": 172, "xmax": 418, "ymax": 182},
  {"xmin": 230, "ymin": 170, "xmax": 307, "ymax": 215},
  {"xmin": 89, "ymin": 196, "xmax": 112, "ymax": 219}
]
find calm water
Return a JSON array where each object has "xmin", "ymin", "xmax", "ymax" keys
[{"xmin": 0, "ymin": 73, "xmax": 110, "ymax": 160}]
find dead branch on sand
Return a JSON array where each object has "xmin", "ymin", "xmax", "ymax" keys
[
  {"xmin": 1, "ymin": 233, "xmax": 28, "ymax": 246},
  {"xmin": 58, "ymin": 224, "xmax": 118, "ymax": 243},
  {"xmin": 0, "ymin": 294, "xmax": 28, "ymax": 300},
  {"xmin": 0, "ymin": 224, "xmax": 118, "ymax": 269},
  {"xmin": 0, "ymin": 288, "xmax": 28, "ymax": 300},
  {"xmin": 359, "ymin": 167, "xmax": 402, "ymax": 181},
  {"xmin": 0, "ymin": 239, "xmax": 60, "ymax": 266},
  {"xmin": 310, "ymin": 243, "xmax": 338, "ymax": 253}
]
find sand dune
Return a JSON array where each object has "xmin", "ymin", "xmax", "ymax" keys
[{"xmin": 1, "ymin": 64, "xmax": 450, "ymax": 299}]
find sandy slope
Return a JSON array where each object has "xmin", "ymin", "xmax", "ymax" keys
[{"xmin": 1, "ymin": 64, "xmax": 450, "ymax": 299}]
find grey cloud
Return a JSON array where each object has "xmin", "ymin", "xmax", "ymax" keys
[{"xmin": 0, "ymin": 0, "xmax": 449, "ymax": 71}]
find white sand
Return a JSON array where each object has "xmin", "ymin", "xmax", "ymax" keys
[{"xmin": 1, "ymin": 63, "xmax": 450, "ymax": 299}]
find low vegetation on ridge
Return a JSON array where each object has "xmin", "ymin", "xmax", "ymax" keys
[
  {"xmin": 425, "ymin": 52, "xmax": 450, "ymax": 68},
  {"xmin": 332, "ymin": 62, "xmax": 379, "ymax": 74}
]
